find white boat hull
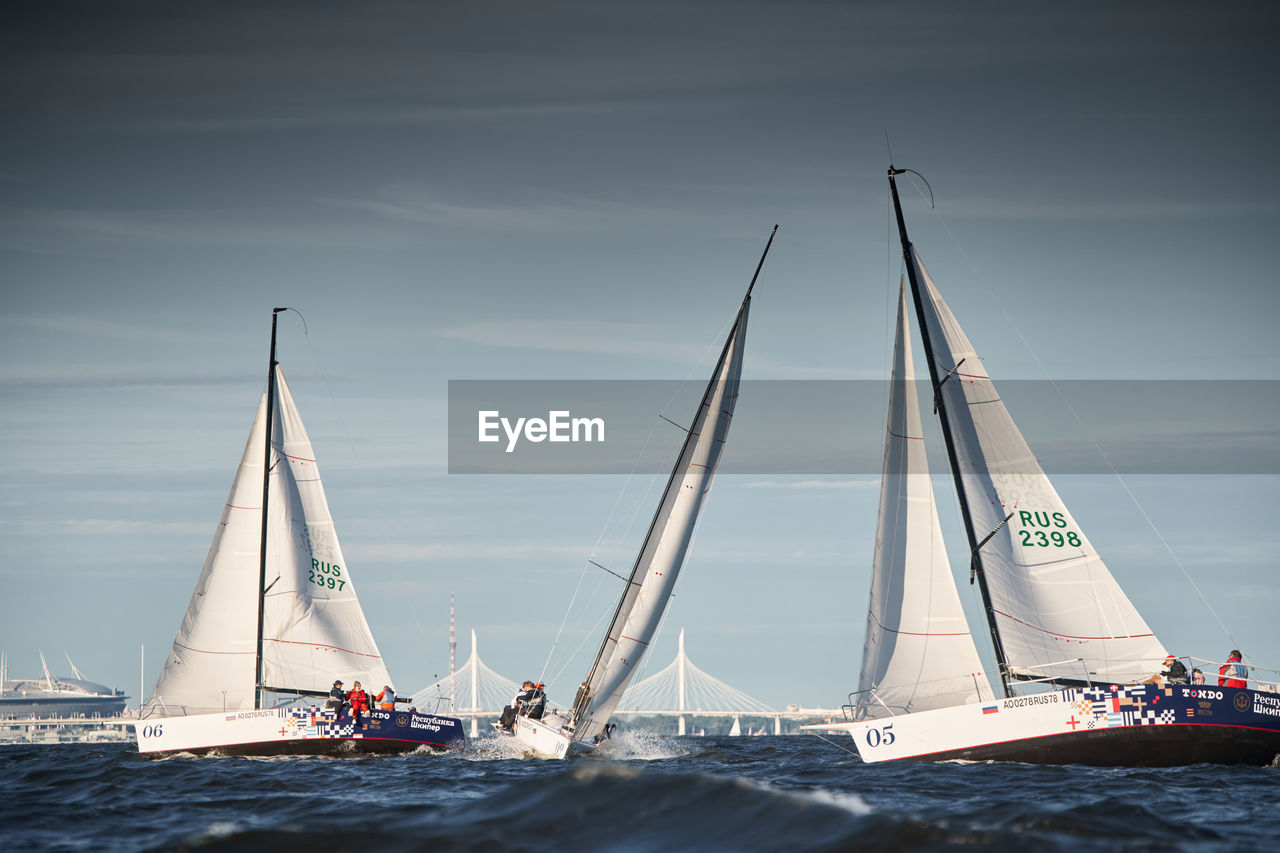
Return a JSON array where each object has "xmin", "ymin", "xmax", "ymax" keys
[
  {"xmin": 134, "ymin": 706, "xmax": 466, "ymax": 756},
  {"xmin": 805, "ymin": 683, "xmax": 1280, "ymax": 766},
  {"xmin": 497, "ymin": 713, "xmax": 574, "ymax": 759}
]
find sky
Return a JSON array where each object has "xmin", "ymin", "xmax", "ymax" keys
[{"xmin": 2, "ymin": 1, "xmax": 1278, "ymax": 712}]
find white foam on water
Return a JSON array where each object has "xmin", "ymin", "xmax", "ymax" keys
[
  {"xmin": 727, "ymin": 776, "xmax": 875, "ymax": 817},
  {"xmin": 196, "ymin": 821, "xmax": 241, "ymax": 839},
  {"xmin": 590, "ymin": 728, "xmax": 691, "ymax": 761},
  {"xmin": 462, "ymin": 733, "xmax": 538, "ymax": 761},
  {"xmin": 794, "ymin": 786, "xmax": 875, "ymax": 816}
]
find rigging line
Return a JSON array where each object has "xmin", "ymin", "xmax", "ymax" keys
[
  {"xmin": 295, "ymin": 309, "xmax": 436, "ymax": 683},
  {"xmin": 539, "ymin": 405, "xmax": 668, "ymax": 684},
  {"xmin": 539, "ymin": 314, "xmax": 689, "ymax": 685},
  {"xmin": 545, "ymin": 605, "xmax": 616, "ymax": 689},
  {"xmin": 656, "ymin": 241, "xmax": 763, "ymax": 418},
  {"xmin": 920, "ymin": 198, "xmax": 1239, "ymax": 652},
  {"xmin": 807, "ymin": 730, "xmax": 864, "ymax": 759},
  {"xmin": 295, "ymin": 309, "xmax": 362, "ymax": 469},
  {"xmin": 878, "ymin": 189, "xmax": 898, "ymax": 476},
  {"xmin": 658, "ymin": 310, "xmax": 736, "ymax": 416},
  {"xmin": 658, "ymin": 413, "xmax": 688, "ymax": 432},
  {"xmin": 589, "ymin": 559, "xmax": 629, "ymax": 583}
]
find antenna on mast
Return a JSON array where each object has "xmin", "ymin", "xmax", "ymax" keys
[{"xmin": 450, "ymin": 592, "xmax": 456, "ymax": 711}]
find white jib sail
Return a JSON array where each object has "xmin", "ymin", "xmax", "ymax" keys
[
  {"xmin": 575, "ymin": 300, "xmax": 750, "ymax": 742},
  {"xmin": 911, "ymin": 250, "xmax": 1167, "ymax": 684},
  {"xmin": 857, "ymin": 284, "xmax": 994, "ymax": 718},
  {"xmin": 146, "ymin": 367, "xmax": 390, "ymax": 716}
]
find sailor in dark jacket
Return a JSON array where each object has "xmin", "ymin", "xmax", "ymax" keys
[
  {"xmin": 498, "ymin": 681, "xmax": 534, "ymax": 731},
  {"xmin": 524, "ymin": 683, "xmax": 547, "ymax": 721},
  {"xmin": 326, "ymin": 679, "xmax": 346, "ymax": 713},
  {"xmin": 1161, "ymin": 655, "xmax": 1189, "ymax": 684}
]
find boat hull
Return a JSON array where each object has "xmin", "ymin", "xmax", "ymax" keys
[
  {"xmin": 134, "ymin": 706, "xmax": 466, "ymax": 757},
  {"xmin": 806, "ymin": 683, "xmax": 1280, "ymax": 767},
  {"xmin": 498, "ymin": 713, "xmax": 574, "ymax": 759}
]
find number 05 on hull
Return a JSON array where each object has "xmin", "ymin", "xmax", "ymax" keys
[{"xmin": 807, "ymin": 683, "xmax": 1280, "ymax": 766}]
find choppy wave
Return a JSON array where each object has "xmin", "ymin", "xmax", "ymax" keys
[{"xmin": 2, "ymin": 737, "xmax": 1276, "ymax": 852}]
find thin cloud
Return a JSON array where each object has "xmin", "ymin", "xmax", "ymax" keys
[
  {"xmin": 439, "ymin": 318, "xmax": 874, "ymax": 378},
  {"xmin": 945, "ymin": 196, "xmax": 1280, "ymax": 223},
  {"xmin": 2, "ymin": 314, "xmax": 228, "ymax": 346},
  {"xmin": 0, "ymin": 208, "xmax": 421, "ymax": 253},
  {"xmin": 0, "ymin": 363, "xmax": 252, "ymax": 391},
  {"xmin": 4, "ymin": 519, "xmax": 209, "ymax": 536},
  {"xmin": 739, "ymin": 479, "xmax": 878, "ymax": 490},
  {"xmin": 438, "ymin": 319, "xmax": 713, "ymax": 363},
  {"xmin": 122, "ymin": 98, "xmax": 669, "ymax": 134},
  {"xmin": 347, "ymin": 541, "xmax": 607, "ymax": 564},
  {"xmin": 329, "ymin": 186, "xmax": 708, "ymax": 236}
]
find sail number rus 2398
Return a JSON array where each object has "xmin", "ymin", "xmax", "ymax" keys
[{"xmin": 1017, "ymin": 511, "xmax": 1082, "ymax": 548}]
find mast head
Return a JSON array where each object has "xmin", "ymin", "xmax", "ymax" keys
[
  {"xmin": 742, "ymin": 225, "xmax": 778, "ymax": 301},
  {"xmin": 887, "ymin": 168, "xmax": 934, "ymax": 209}
]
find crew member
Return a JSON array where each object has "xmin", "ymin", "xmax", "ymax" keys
[
  {"xmin": 1161, "ymin": 655, "xmax": 1188, "ymax": 684},
  {"xmin": 326, "ymin": 680, "xmax": 346, "ymax": 713},
  {"xmin": 376, "ymin": 684, "xmax": 396, "ymax": 710},
  {"xmin": 498, "ymin": 681, "xmax": 534, "ymax": 732},
  {"xmin": 347, "ymin": 680, "xmax": 371, "ymax": 727},
  {"xmin": 523, "ymin": 683, "xmax": 546, "ymax": 721},
  {"xmin": 1218, "ymin": 650, "xmax": 1249, "ymax": 688}
]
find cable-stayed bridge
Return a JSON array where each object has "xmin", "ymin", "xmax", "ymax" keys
[
  {"xmin": 410, "ymin": 630, "xmax": 522, "ymax": 736},
  {"xmin": 411, "ymin": 628, "xmax": 836, "ymax": 736}
]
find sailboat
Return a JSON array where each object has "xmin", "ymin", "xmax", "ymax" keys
[
  {"xmin": 728, "ymin": 716, "xmax": 741, "ymax": 737},
  {"xmin": 500, "ymin": 227, "xmax": 776, "ymax": 758},
  {"xmin": 135, "ymin": 308, "xmax": 466, "ymax": 756},
  {"xmin": 804, "ymin": 168, "xmax": 1280, "ymax": 765}
]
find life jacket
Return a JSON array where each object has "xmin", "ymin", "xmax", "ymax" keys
[
  {"xmin": 376, "ymin": 687, "xmax": 396, "ymax": 710},
  {"xmin": 1218, "ymin": 660, "xmax": 1248, "ymax": 688}
]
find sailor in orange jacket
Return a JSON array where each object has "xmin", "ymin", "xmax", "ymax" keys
[
  {"xmin": 1218, "ymin": 650, "xmax": 1249, "ymax": 688},
  {"xmin": 375, "ymin": 685, "xmax": 396, "ymax": 710}
]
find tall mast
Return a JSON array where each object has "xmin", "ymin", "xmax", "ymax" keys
[
  {"xmin": 887, "ymin": 169, "xmax": 1012, "ymax": 697},
  {"xmin": 571, "ymin": 226, "xmax": 777, "ymax": 729},
  {"xmin": 255, "ymin": 307, "xmax": 288, "ymax": 709}
]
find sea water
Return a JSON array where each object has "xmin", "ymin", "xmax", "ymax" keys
[{"xmin": 4, "ymin": 732, "xmax": 1278, "ymax": 851}]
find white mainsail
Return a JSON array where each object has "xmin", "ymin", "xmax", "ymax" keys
[
  {"xmin": 573, "ymin": 299, "xmax": 750, "ymax": 742},
  {"xmin": 910, "ymin": 250, "xmax": 1167, "ymax": 684},
  {"xmin": 146, "ymin": 367, "xmax": 390, "ymax": 716},
  {"xmin": 858, "ymin": 285, "xmax": 994, "ymax": 718}
]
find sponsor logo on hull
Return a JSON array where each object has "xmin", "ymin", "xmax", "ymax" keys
[
  {"xmin": 136, "ymin": 706, "xmax": 466, "ymax": 755},
  {"xmin": 845, "ymin": 683, "xmax": 1280, "ymax": 766}
]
